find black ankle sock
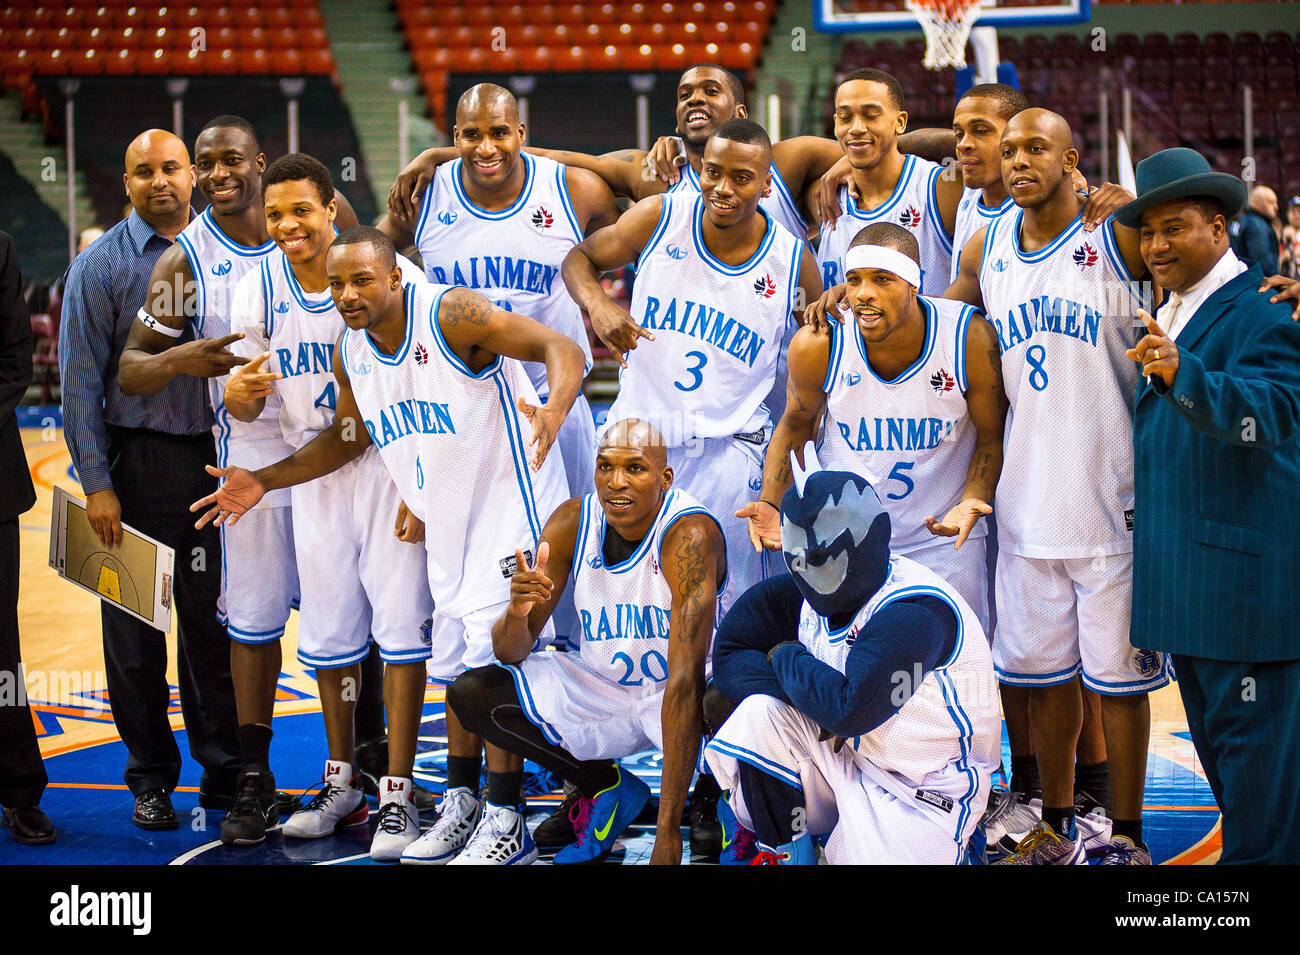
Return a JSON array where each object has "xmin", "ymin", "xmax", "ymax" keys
[
  {"xmin": 237, "ymin": 723, "xmax": 273, "ymax": 774},
  {"xmin": 575, "ymin": 762, "xmax": 620, "ymax": 798},
  {"xmin": 1074, "ymin": 760, "xmax": 1113, "ymax": 812},
  {"xmin": 1042, "ymin": 805, "xmax": 1075, "ymax": 838},
  {"xmin": 486, "ymin": 770, "xmax": 523, "ymax": 807},
  {"xmin": 1113, "ymin": 818, "xmax": 1144, "ymax": 847},
  {"xmin": 446, "ymin": 756, "xmax": 482, "ymax": 794},
  {"xmin": 1010, "ymin": 754, "xmax": 1041, "ymax": 799}
]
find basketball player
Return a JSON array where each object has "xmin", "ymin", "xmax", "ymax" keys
[
  {"xmin": 194, "ymin": 225, "xmax": 582, "ymax": 865},
  {"xmin": 116, "ymin": 116, "xmax": 362, "ymax": 845},
  {"xmin": 447, "ymin": 418, "xmax": 726, "ymax": 865},
  {"xmin": 946, "ymin": 109, "xmax": 1166, "ymax": 864},
  {"xmin": 562, "ymin": 118, "xmax": 821, "ymax": 619},
  {"xmin": 740, "ymin": 222, "xmax": 1005, "ymax": 636},
  {"xmin": 203, "ymin": 157, "xmax": 434, "ymax": 861},
  {"xmin": 705, "ymin": 444, "xmax": 999, "ymax": 864}
]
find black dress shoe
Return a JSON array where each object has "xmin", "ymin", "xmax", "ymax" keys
[
  {"xmin": 2, "ymin": 805, "xmax": 57, "ymax": 845},
  {"xmin": 133, "ymin": 789, "xmax": 178, "ymax": 830}
]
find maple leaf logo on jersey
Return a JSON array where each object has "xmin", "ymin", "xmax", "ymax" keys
[
  {"xmin": 930, "ymin": 368, "xmax": 955, "ymax": 393},
  {"xmin": 754, "ymin": 273, "xmax": 777, "ymax": 298},
  {"xmin": 414, "ymin": 342, "xmax": 428, "ymax": 365},
  {"xmin": 898, "ymin": 205, "xmax": 921, "ymax": 228},
  {"xmin": 531, "ymin": 206, "xmax": 553, "ymax": 229},
  {"xmin": 1073, "ymin": 243, "xmax": 1098, "ymax": 269}
]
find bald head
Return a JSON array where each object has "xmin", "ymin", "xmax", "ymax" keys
[
  {"xmin": 1004, "ymin": 108, "xmax": 1073, "ymax": 150},
  {"xmin": 1000, "ymin": 109, "xmax": 1078, "ymax": 211},
  {"xmin": 1250, "ymin": 185, "xmax": 1279, "ymax": 220},
  {"xmin": 599, "ymin": 418, "xmax": 668, "ymax": 467},
  {"xmin": 456, "ymin": 83, "xmax": 519, "ymax": 125},
  {"xmin": 123, "ymin": 128, "xmax": 193, "ymax": 229}
]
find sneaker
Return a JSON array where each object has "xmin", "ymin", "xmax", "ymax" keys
[
  {"xmin": 992, "ymin": 821, "xmax": 1088, "ymax": 865},
  {"xmin": 985, "ymin": 793, "xmax": 1042, "ymax": 860},
  {"xmin": 1073, "ymin": 789, "xmax": 1114, "ymax": 855},
  {"xmin": 554, "ymin": 767, "xmax": 651, "ymax": 865},
  {"xmin": 400, "ymin": 787, "xmax": 480, "ymax": 865},
  {"xmin": 688, "ymin": 773, "xmax": 723, "ymax": 859},
  {"xmin": 1096, "ymin": 835, "xmax": 1153, "ymax": 865},
  {"xmin": 448, "ymin": 802, "xmax": 538, "ymax": 866},
  {"xmin": 718, "ymin": 796, "xmax": 758, "ymax": 865},
  {"xmin": 533, "ymin": 785, "xmax": 579, "ymax": 850},
  {"xmin": 370, "ymin": 777, "xmax": 420, "ymax": 862},
  {"xmin": 749, "ymin": 833, "xmax": 816, "ymax": 866},
  {"xmin": 281, "ymin": 760, "xmax": 368, "ymax": 840},
  {"xmin": 220, "ymin": 771, "xmax": 278, "ymax": 846}
]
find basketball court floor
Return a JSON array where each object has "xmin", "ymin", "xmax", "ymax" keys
[{"xmin": 3, "ymin": 411, "xmax": 1222, "ymax": 865}]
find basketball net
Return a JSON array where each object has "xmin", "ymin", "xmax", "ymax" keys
[{"xmin": 906, "ymin": 0, "xmax": 984, "ymax": 70}]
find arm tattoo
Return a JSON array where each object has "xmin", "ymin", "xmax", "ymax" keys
[
  {"xmin": 605, "ymin": 149, "xmax": 643, "ymax": 164},
  {"xmin": 442, "ymin": 294, "xmax": 490, "ymax": 328},
  {"xmin": 673, "ymin": 531, "xmax": 709, "ymax": 643}
]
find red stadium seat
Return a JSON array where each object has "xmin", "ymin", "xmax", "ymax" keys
[
  {"xmin": 589, "ymin": 4, "xmax": 619, "ymax": 24},
  {"xmin": 270, "ymin": 47, "xmax": 302, "ymax": 74},
  {"xmin": 175, "ymin": 7, "xmax": 204, "ymax": 30},
  {"xmin": 264, "ymin": 27, "xmax": 297, "ymax": 50},
  {"xmin": 235, "ymin": 26, "xmax": 267, "ymax": 49},
  {"xmin": 401, "ymin": 7, "xmax": 438, "ymax": 30},
  {"xmin": 575, "ymin": 24, "xmax": 610, "ymax": 46},
  {"xmin": 511, "ymin": 24, "xmax": 542, "ymax": 47},
  {"xmin": 1, "ymin": 49, "xmax": 35, "ymax": 89},
  {"xmin": 300, "ymin": 48, "xmax": 334, "ymax": 76},
  {"xmin": 720, "ymin": 40, "xmax": 758, "ymax": 70},
  {"xmin": 463, "ymin": 8, "xmax": 498, "ymax": 27},
  {"xmin": 497, "ymin": 5, "xmax": 528, "ymax": 26},
  {"xmin": 103, "ymin": 47, "xmax": 136, "ymax": 75},
  {"xmin": 261, "ymin": 9, "xmax": 293, "ymax": 29},
  {"xmin": 206, "ymin": 46, "xmax": 239, "ymax": 74},
  {"xmin": 516, "ymin": 45, "xmax": 553, "ymax": 72},
  {"xmin": 450, "ymin": 46, "xmax": 489, "ymax": 72},
  {"xmin": 143, "ymin": 6, "xmax": 178, "ymax": 28},
  {"xmin": 412, "ymin": 46, "xmax": 453, "ymax": 72},
  {"xmin": 84, "ymin": 7, "xmax": 116, "ymax": 31},
  {"xmin": 135, "ymin": 46, "xmax": 171, "ymax": 74},
  {"xmin": 24, "ymin": 8, "xmax": 55, "ymax": 30},
  {"xmin": 555, "ymin": 5, "xmax": 588, "ymax": 26},
  {"xmin": 68, "ymin": 47, "xmax": 104, "ymax": 75},
  {"xmin": 618, "ymin": 2, "xmax": 649, "ymax": 23},
  {"xmin": 542, "ymin": 24, "xmax": 575, "ymax": 47},
  {"xmin": 33, "ymin": 47, "xmax": 69, "ymax": 75},
  {"xmin": 552, "ymin": 44, "xmax": 588, "ymax": 71},
  {"xmin": 654, "ymin": 41, "xmax": 689, "ymax": 70},
  {"xmin": 172, "ymin": 47, "xmax": 203, "ymax": 72},
  {"xmin": 238, "ymin": 47, "xmax": 269, "ymax": 73},
  {"xmin": 298, "ymin": 27, "xmax": 329, "ymax": 51},
  {"xmin": 111, "ymin": 26, "xmax": 143, "ymax": 48}
]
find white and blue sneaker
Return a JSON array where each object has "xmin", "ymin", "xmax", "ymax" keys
[
  {"xmin": 554, "ymin": 767, "xmax": 651, "ymax": 865},
  {"xmin": 448, "ymin": 801, "xmax": 538, "ymax": 866},
  {"xmin": 400, "ymin": 786, "xmax": 479, "ymax": 865},
  {"xmin": 718, "ymin": 795, "xmax": 758, "ymax": 865}
]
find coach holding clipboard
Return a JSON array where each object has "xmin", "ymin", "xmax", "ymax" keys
[{"xmin": 1118, "ymin": 148, "xmax": 1300, "ymax": 864}]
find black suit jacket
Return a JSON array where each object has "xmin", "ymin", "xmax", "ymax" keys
[{"xmin": 0, "ymin": 232, "xmax": 36, "ymax": 522}]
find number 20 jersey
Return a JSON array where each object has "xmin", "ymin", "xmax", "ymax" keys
[
  {"xmin": 608, "ymin": 194, "xmax": 803, "ymax": 442},
  {"xmin": 979, "ymin": 210, "xmax": 1144, "ymax": 559}
]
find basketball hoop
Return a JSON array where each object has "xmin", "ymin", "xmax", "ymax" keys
[{"xmin": 906, "ymin": 0, "xmax": 984, "ymax": 70}]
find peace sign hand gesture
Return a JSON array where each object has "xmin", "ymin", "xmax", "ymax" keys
[{"xmin": 506, "ymin": 542, "xmax": 553, "ymax": 619}]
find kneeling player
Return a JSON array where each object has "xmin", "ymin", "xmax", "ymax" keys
[
  {"xmin": 448, "ymin": 418, "xmax": 726, "ymax": 865},
  {"xmin": 705, "ymin": 444, "xmax": 999, "ymax": 864}
]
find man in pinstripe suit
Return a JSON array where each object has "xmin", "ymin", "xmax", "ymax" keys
[{"xmin": 1119, "ymin": 148, "xmax": 1300, "ymax": 864}]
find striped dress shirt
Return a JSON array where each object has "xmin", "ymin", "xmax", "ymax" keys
[{"xmin": 58, "ymin": 209, "xmax": 212, "ymax": 495}]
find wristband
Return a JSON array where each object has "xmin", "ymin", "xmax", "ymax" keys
[
  {"xmin": 758, "ymin": 498, "xmax": 781, "ymax": 513},
  {"xmin": 137, "ymin": 308, "xmax": 184, "ymax": 338}
]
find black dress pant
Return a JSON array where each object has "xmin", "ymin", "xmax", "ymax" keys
[
  {"xmin": 101, "ymin": 427, "xmax": 239, "ymax": 797},
  {"xmin": 0, "ymin": 516, "xmax": 47, "ymax": 808}
]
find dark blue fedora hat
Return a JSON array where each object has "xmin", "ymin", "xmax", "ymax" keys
[{"xmin": 1114, "ymin": 147, "xmax": 1247, "ymax": 228}]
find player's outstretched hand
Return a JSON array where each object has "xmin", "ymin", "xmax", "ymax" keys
[
  {"xmin": 1125, "ymin": 308, "xmax": 1178, "ymax": 388},
  {"xmin": 587, "ymin": 297, "xmax": 654, "ymax": 369},
  {"xmin": 1260, "ymin": 273, "xmax": 1300, "ymax": 321},
  {"xmin": 191, "ymin": 465, "xmax": 267, "ymax": 529},
  {"xmin": 506, "ymin": 542, "xmax": 552, "ymax": 619},
  {"xmin": 812, "ymin": 154, "xmax": 856, "ymax": 230},
  {"xmin": 648, "ymin": 135, "xmax": 686, "ymax": 185},
  {"xmin": 224, "ymin": 352, "xmax": 281, "ymax": 405},
  {"xmin": 171, "ymin": 332, "xmax": 251, "ymax": 378},
  {"xmin": 735, "ymin": 499, "xmax": 782, "ymax": 552},
  {"xmin": 925, "ymin": 498, "xmax": 993, "ymax": 549},
  {"xmin": 394, "ymin": 500, "xmax": 425, "ymax": 542},
  {"xmin": 516, "ymin": 396, "xmax": 562, "ymax": 471},
  {"xmin": 1081, "ymin": 181, "xmax": 1137, "ymax": 231},
  {"xmin": 804, "ymin": 283, "xmax": 849, "ymax": 332}
]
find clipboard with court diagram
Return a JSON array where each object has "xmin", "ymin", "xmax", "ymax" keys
[{"xmin": 49, "ymin": 485, "xmax": 175, "ymax": 632}]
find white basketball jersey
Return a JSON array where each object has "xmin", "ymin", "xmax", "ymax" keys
[
  {"xmin": 950, "ymin": 188, "xmax": 1014, "ymax": 284},
  {"xmin": 232, "ymin": 249, "xmax": 423, "ymax": 451},
  {"xmin": 607, "ymin": 194, "xmax": 802, "ymax": 443},
  {"xmin": 798, "ymin": 555, "xmax": 999, "ymax": 805},
  {"xmin": 979, "ymin": 211, "xmax": 1145, "ymax": 558},
  {"xmin": 413, "ymin": 152, "xmax": 592, "ymax": 397},
  {"xmin": 666, "ymin": 158, "xmax": 809, "ymax": 240},
  {"xmin": 818, "ymin": 296, "xmax": 984, "ymax": 554},
  {"xmin": 339, "ymin": 281, "xmax": 568, "ymax": 618},
  {"xmin": 568, "ymin": 488, "xmax": 722, "ymax": 686},
  {"xmin": 817, "ymin": 154, "xmax": 953, "ymax": 296},
  {"xmin": 177, "ymin": 210, "xmax": 292, "ymax": 507}
]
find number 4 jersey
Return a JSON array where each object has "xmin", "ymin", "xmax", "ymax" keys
[{"xmin": 978, "ymin": 210, "xmax": 1144, "ymax": 558}]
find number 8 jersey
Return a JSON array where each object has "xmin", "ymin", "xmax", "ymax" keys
[
  {"xmin": 608, "ymin": 194, "xmax": 803, "ymax": 442},
  {"xmin": 978, "ymin": 210, "xmax": 1144, "ymax": 559}
]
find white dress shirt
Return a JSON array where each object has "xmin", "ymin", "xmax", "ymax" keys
[{"xmin": 1157, "ymin": 247, "xmax": 1248, "ymax": 342}]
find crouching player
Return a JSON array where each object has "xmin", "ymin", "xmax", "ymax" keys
[
  {"xmin": 704, "ymin": 444, "xmax": 999, "ymax": 863},
  {"xmin": 448, "ymin": 418, "xmax": 726, "ymax": 865}
]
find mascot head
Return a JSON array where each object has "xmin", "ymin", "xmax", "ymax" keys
[{"xmin": 781, "ymin": 442, "xmax": 892, "ymax": 619}]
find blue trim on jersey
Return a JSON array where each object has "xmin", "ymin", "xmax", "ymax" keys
[
  {"xmin": 571, "ymin": 493, "xmax": 593, "ymax": 585},
  {"xmin": 200, "ymin": 208, "xmax": 277, "ymax": 257},
  {"xmin": 978, "ymin": 196, "xmax": 1015, "ymax": 219},
  {"xmin": 1099, "ymin": 218, "xmax": 1146, "ymax": 311},
  {"xmin": 427, "ymin": 289, "xmax": 504, "ymax": 379},
  {"xmin": 496, "ymin": 661, "xmax": 564, "ymax": 745},
  {"xmin": 859, "ymin": 295, "xmax": 937, "ymax": 384},
  {"xmin": 412, "ymin": 166, "xmax": 436, "ymax": 252},
  {"xmin": 451, "ymin": 152, "xmax": 536, "ymax": 220},
  {"xmin": 786, "ymin": 236, "xmax": 803, "ymax": 331},
  {"xmin": 659, "ymin": 503, "xmax": 729, "ymax": 594},
  {"xmin": 926, "ymin": 164, "xmax": 954, "ymax": 254},
  {"xmin": 175, "ymin": 231, "xmax": 206, "ymax": 336},
  {"xmin": 635, "ymin": 197, "xmax": 673, "ymax": 273},
  {"xmin": 673, "ymin": 161, "xmax": 701, "ymax": 193},
  {"xmin": 599, "ymin": 489, "xmax": 676, "ymax": 574},
  {"xmin": 554, "ymin": 162, "xmax": 584, "ymax": 241},
  {"xmin": 823, "ymin": 315, "xmax": 844, "ymax": 394},
  {"xmin": 281, "ymin": 254, "xmax": 334, "ymax": 312},
  {"xmin": 1011, "ymin": 209, "xmax": 1085, "ymax": 264},
  {"xmin": 1082, "ymin": 656, "xmax": 1171, "ymax": 694},
  {"xmin": 978, "ymin": 213, "xmax": 1002, "ymax": 293},
  {"xmin": 768, "ymin": 164, "xmax": 809, "ymax": 236},
  {"xmin": 843, "ymin": 154, "xmax": 916, "ymax": 223},
  {"xmin": 953, "ymin": 302, "xmax": 975, "ymax": 393},
  {"xmin": 691, "ymin": 197, "xmax": 777, "ymax": 276},
  {"xmin": 995, "ymin": 662, "xmax": 1083, "ymax": 687},
  {"xmin": 705, "ymin": 738, "xmax": 804, "ymax": 791},
  {"xmin": 260, "ymin": 259, "xmax": 275, "ymax": 339},
  {"xmin": 298, "ymin": 643, "xmax": 374, "ymax": 670},
  {"xmin": 366, "ymin": 282, "xmax": 436, "ymax": 367},
  {"xmin": 935, "ymin": 667, "xmax": 979, "ymax": 861},
  {"xmin": 379, "ymin": 646, "xmax": 434, "ymax": 664},
  {"xmin": 492, "ymin": 371, "xmax": 543, "ymax": 541}
]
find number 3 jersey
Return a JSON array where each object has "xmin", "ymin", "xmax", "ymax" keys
[
  {"xmin": 231, "ymin": 248, "xmax": 424, "ymax": 450},
  {"xmin": 978, "ymin": 211, "xmax": 1144, "ymax": 558},
  {"xmin": 339, "ymin": 281, "xmax": 569, "ymax": 619},
  {"xmin": 607, "ymin": 194, "xmax": 803, "ymax": 443},
  {"xmin": 818, "ymin": 296, "xmax": 984, "ymax": 554}
]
